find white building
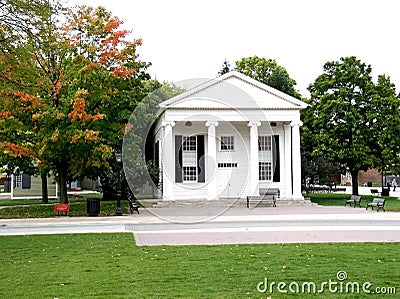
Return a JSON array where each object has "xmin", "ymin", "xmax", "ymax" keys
[{"xmin": 154, "ymin": 71, "xmax": 307, "ymax": 202}]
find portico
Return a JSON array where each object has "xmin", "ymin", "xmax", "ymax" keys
[{"xmin": 154, "ymin": 71, "xmax": 308, "ymax": 201}]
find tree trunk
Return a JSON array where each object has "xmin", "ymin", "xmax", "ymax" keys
[
  {"xmin": 58, "ymin": 165, "xmax": 68, "ymax": 204},
  {"xmin": 99, "ymin": 173, "xmax": 117, "ymax": 201},
  {"xmin": 351, "ymin": 169, "xmax": 359, "ymax": 195},
  {"xmin": 101, "ymin": 181, "xmax": 116, "ymax": 201},
  {"xmin": 41, "ymin": 172, "xmax": 48, "ymax": 203}
]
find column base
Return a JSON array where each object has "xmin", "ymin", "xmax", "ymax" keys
[{"xmin": 207, "ymin": 196, "xmax": 219, "ymax": 201}]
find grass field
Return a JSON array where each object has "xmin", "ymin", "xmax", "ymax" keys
[
  {"xmin": 0, "ymin": 194, "xmax": 399, "ymax": 297},
  {"xmin": 0, "ymin": 197, "xmax": 131, "ymax": 218},
  {"xmin": 307, "ymin": 193, "xmax": 400, "ymax": 211},
  {"xmin": 0, "ymin": 234, "xmax": 398, "ymax": 298}
]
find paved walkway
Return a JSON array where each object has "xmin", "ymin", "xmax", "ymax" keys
[{"xmin": 1, "ymin": 204, "xmax": 400, "ymax": 246}]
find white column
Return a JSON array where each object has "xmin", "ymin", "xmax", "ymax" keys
[
  {"xmin": 162, "ymin": 121, "xmax": 175, "ymax": 200},
  {"xmin": 156, "ymin": 140, "xmax": 163, "ymax": 199},
  {"xmin": 284, "ymin": 124, "xmax": 292, "ymax": 198},
  {"xmin": 248, "ymin": 121, "xmax": 261, "ymax": 195},
  {"xmin": 10, "ymin": 174, "xmax": 14, "ymax": 199},
  {"xmin": 291, "ymin": 120, "xmax": 303, "ymax": 199},
  {"xmin": 206, "ymin": 121, "xmax": 219, "ymax": 200}
]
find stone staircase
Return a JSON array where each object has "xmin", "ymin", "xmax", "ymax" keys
[{"xmin": 139, "ymin": 197, "xmax": 314, "ymax": 208}]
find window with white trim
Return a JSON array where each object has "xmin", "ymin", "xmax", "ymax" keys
[
  {"xmin": 14, "ymin": 174, "xmax": 22, "ymax": 188},
  {"xmin": 259, "ymin": 162, "xmax": 272, "ymax": 181},
  {"xmin": 220, "ymin": 136, "xmax": 234, "ymax": 151},
  {"xmin": 183, "ymin": 166, "xmax": 197, "ymax": 181},
  {"xmin": 183, "ymin": 136, "xmax": 196, "ymax": 151},
  {"xmin": 258, "ymin": 136, "xmax": 271, "ymax": 151},
  {"xmin": 258, "ymin": 136, "xmax": 272, "ymax": 181},
  {"xmin": 182, "ymin": 136, "xmax": 197, "ymax": 182}
]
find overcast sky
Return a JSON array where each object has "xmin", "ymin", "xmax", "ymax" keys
[{"xmin": 68, "ymin": 0, "xmax": 400, "ymax": 97}]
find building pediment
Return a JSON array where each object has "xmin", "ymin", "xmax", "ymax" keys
[{"xmin": 159, "ymin": 71, "xmax": 307, "ymax": 111}]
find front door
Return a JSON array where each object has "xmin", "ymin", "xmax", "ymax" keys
[{"xmin": 217, "ymin": 163, "xmax": 239, "ymax": 198}]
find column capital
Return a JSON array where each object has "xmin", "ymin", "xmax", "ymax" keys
[
  {"xmin": 162, "ymin": 121, "xmax": 176, "ymax": 128},
  {"xmin": 284, "ymin": 124, "xmax": 292, "ymax": 130},
  {"xmin": 290, "ymin": 120, "xmax": 303, "ymax": 127},
  {"xmin": 247, "ymin": 121, "xmax": 261, "ymax": 127},
  {"xmin": 205, "ymin": 121, "xmax": 219, "ymax": 127}
]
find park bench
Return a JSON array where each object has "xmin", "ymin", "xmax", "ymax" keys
[
  {"xmin": 370, "ymin": 189, "xmax": 381, "ymax": 196},
  {"xmin": 259, "ymin": 187, "xmax": 280, "ymax": 198},
  {"xmin": 332, "ymin": 187, "xmax": 346, "ymax": 193},
  {"xmin": 366, "ymin": 198, "xmax": 386, "ymax": 212},
  {"xmin": 246, "ymin": 194, "xmax": 276, "ymax": 208},
  {"xmin": 246, "ymin": 188, "xmax": 279, "ymax": 208},
  {"xmin": 127, "ymin": 198, "xmax": 140, "ymax": 214},
  {"xmin": 344, "ymin": 195, "xmax": 362, "ymax": 208},
  {"xmin": 312, "ymin": 185, "xmax": 330, "ymax": 193},
  {"xmin": 54, "ymin": 203, "xmax": 70, "ymax": 216}
]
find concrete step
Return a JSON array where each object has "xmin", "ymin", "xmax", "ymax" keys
[{"xmin": 143, "ymin": 198, "xmax": 315, "ymax": 208}]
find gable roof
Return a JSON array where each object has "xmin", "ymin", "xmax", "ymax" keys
[{"xmin": 159, "ymin": 71, "xmax": 308, "ymax": 110}]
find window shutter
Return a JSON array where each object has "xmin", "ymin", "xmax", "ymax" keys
[
  {"xmin": 197, "ymin": 135, "xmax": 205, "ymax": 183},
  {"xmin": 272, "ymin": 135, "xmax": 280, "ymax": 182},
  {"xmin": 175, "ymin": 135, "xmax": 183, "ymax": 183},
  {"xmin": 22, "ymin": 174, "xmax": 31, "ymax": 189}
]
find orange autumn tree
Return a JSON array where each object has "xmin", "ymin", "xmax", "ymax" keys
[
  {"xmin": 0, "ymin": 2, "xmax": 148, "ymax": 203},
  {"xmin": 60, "ymin": 5, "xmax": 156, "ymax": 202}
]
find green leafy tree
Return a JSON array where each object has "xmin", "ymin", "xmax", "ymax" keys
[
  {"xmin": 99, "ymin": 78, "xmax": 161, "ymax": 201},
  {"xmin": 235, "ymin": 56, "xmax": 301, "ymax": 98},
  {"xmin": 123, "ymin": 81, "xmax": 185, "ymax": 199},
  {"xmin": 301, "ymin": 154, "xmax": 341, "ymax": 188},
  {"xmin": 368, "ymin": 75, "xmax": 400, "ymax": 182},
  {"xmin": 217, "ymin": 59, "xmax": 230, "ymax": 76},
  {"xmin": 305, "ymin": 56, "xmax": 376, "ymax": 195}
]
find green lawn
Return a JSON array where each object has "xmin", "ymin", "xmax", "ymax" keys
[
  {"xmin": 0, "ymin": 234, "xmax": 398, "ymax": 298},
  {"xmin": 308, "ymin": 193, "xmax": 400, "ymax": 211},
  {"xmin": 0, "ymin": 199, "xmax": 131, "ymax": 218},
  {"xmin": 0, "ymin": 199, "xmax": 59, "ymax": 206}
]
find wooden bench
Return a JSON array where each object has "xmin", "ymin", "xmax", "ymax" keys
[
  {"xmin": 259, "ymin": 188, "xmax": 280, "ymax": 198},
  {"xmin": 246, "ymin": 188, "xmax": 280, "ymax": 208},
  {"xmin": 332, "ymin": 187, "xmax": 346, "ymax": 192},
  {"xmin": 246, "ymin": 194, "xmax": 276, "ymax": 208},
  {"xmin": 370, "ymin": 189, "xmax": 381, "ymax": 196},
  {"xmin": 344, "ymin": 195, "xmax": 362, "ymax": 208},
  {"xmin": 54, "ymin": 203, "xmax": 70, "ymax": 216},
  {"xmin": 366, "ymin": 198, "xmax": 385, "ymax": 212}
]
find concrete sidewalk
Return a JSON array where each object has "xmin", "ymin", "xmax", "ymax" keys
[
  {"xmin": 130, "ymin": 205, "xmax": 400, "ymax": 246},
  {"xmin": 1, "ymin": 204, "xmax": 399, "ymax": 225},
  {"xmin": 1, "ymin": 204, "xmax": 400, "ymax": 246}
]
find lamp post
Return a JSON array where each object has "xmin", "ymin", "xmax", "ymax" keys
[{"xmin": 115, "ymin": 152, "xmax": 123, "ymax": 216}]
